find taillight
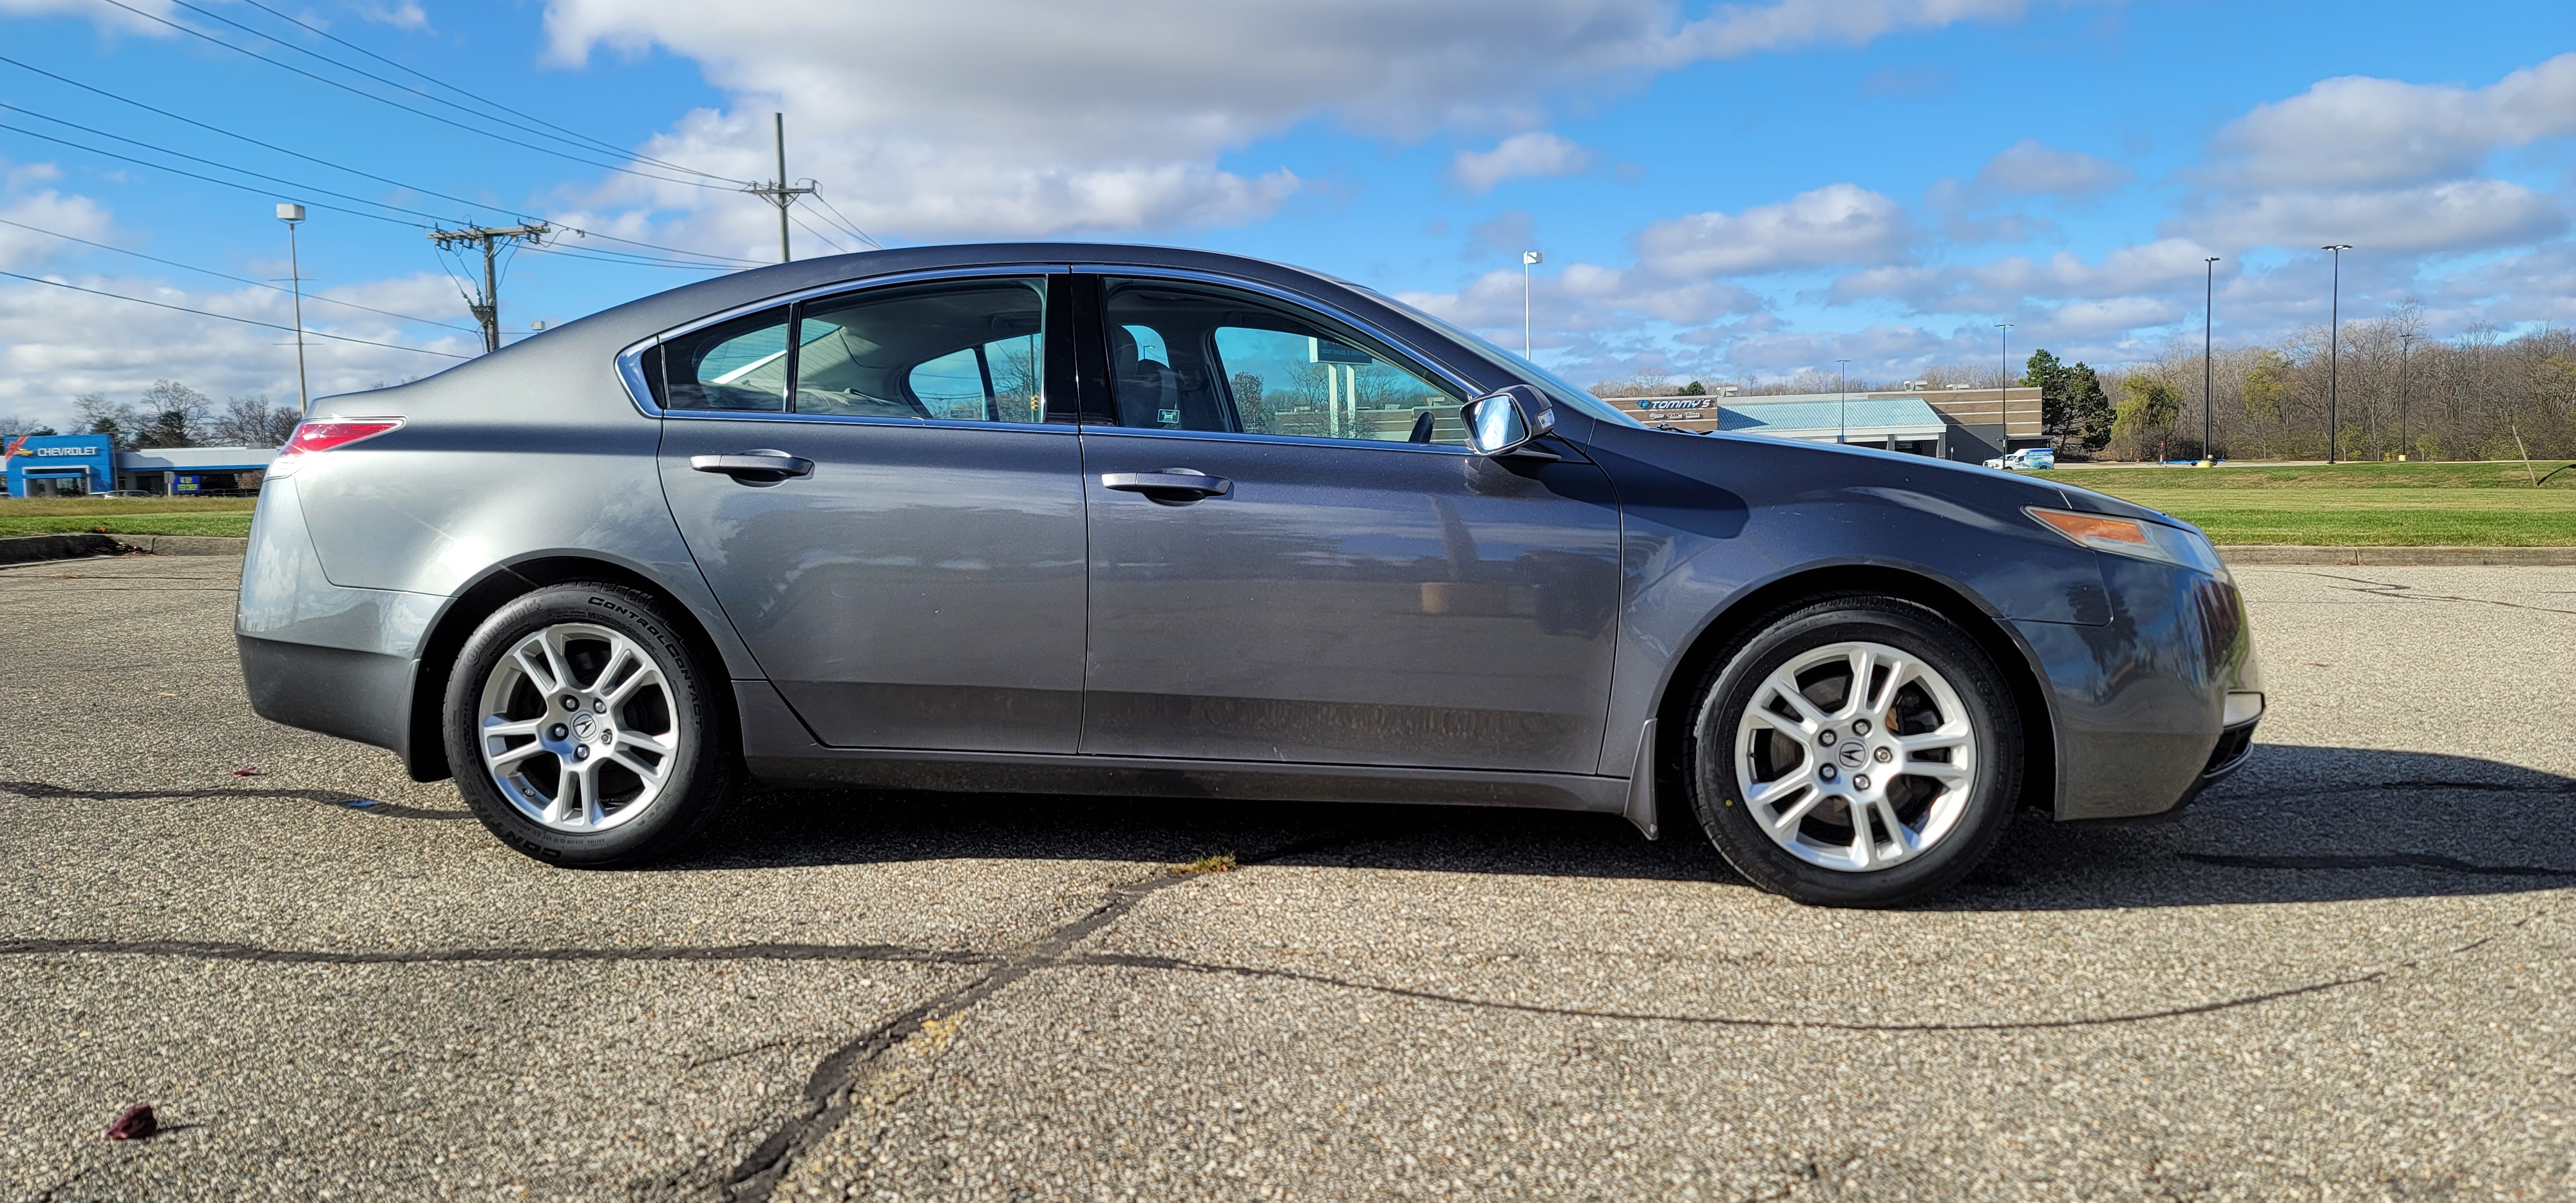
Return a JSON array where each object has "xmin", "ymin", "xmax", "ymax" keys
[{"xmin": 268, "ymin": 418, "xmax": 403, "ymax": 478}]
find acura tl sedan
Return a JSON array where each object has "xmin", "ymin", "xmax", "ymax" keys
[{"xmin": 236, "ymin": 243, "xmax": 2262, "ymax": 907}]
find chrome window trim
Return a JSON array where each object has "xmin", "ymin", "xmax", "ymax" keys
[
  {"xmin": 662, "ymin": 410, "xmax": 1070, "ymax": 434},
  {"xmin": 1071, "ymin": 264, "xmax": 1481, "ymax": 400},
  {"xmin": 1074, "ymin": 424, "xmax": 1476, "ymax": 457},
  {"xmin": 615, "ymin": 264, "xmax": 1068, "ymax": 419}
]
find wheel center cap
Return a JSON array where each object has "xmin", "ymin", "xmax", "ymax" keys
[
  {"xmin": 573, "ymin": 710, "xmax": 596, "ymax": 739},
  {"xmin": 1837, "ymin": 740, "xmax": 1867, "ymax": 768}
]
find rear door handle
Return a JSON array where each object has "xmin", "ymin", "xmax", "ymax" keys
[
  {"xmin": 1101, "ymin": 469, "xmax": 1233, "ymax": 502},
  {"xmin": 690, "ymin": 450, "xmax": 814, "ymax": 485}
]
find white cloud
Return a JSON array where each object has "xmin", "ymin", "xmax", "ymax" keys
[
  {"xmin": 1450, "ymin": 133, "xmax": 1592, "ymax": 194},
  {"xmin": 541, "ymin": 0, "xmax": 2105, "ymax": 242},
  {"xmin": 2214, "ymin": 52, "xmax": 2576, "ymax": 189},
  {"xmin": 1972, "ymin": 138, "xmax": 2131, "ymax": 197},
  {"xmin": 2179, "ymin": 179, "xmax": 2564, "ymax": 255},
  {"xmin": 0, "ymin": 191, "xmax": 116, "ymax": 271},
  {"xmin": 1637, "ymin": 184, "xmax": 1915, "ymax": 277}
]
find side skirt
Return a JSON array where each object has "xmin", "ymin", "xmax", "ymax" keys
[{"xmin": 734, "ymin": 680, "xmax": 1631, "ymax": 815}]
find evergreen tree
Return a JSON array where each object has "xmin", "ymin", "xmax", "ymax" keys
[{"xmin": 2066, "ymin": 363, "xmax": 2112, "ymax": 453}]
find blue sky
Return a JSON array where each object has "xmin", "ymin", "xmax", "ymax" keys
[{"xmin": 3, "ymin": 0, "xmax": 2572, "ymax": 428}]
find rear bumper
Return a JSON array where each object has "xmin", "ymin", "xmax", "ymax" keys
[{"xmin": 238, "ymin": 635, "xmax": 421, "ymax": 764}]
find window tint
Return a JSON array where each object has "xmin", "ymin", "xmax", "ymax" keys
[
  {"xmin": 794, "ymin": 278, "xmax": 1046, "ymax": 422},
  {"xmin": 661, "ymin": 308, "xmax": 791, "ymax": 412},
  {"xmin": 1099, "ymin": 278, "xmax": 1465, "ymax": 445}
]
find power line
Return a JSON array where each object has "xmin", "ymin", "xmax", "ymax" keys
[
  {"xmin": 520, "ymin": 243, "xmax": 733, "ymax": 271},
  {"xmin": 0, "ymin": 214, "xmax": 477, "ymax": 331},
  {"xmin": 226, "ymin": 0, "xmax": 747, "ymax": 185},
  {"xmin": 0, "ymin": 120, "xmax": 425, "ymax": 227},
  {"xmin": 88, "ymin": 0, "xmax": 738, "ymax": 191},
  {"xmin": 0, "ymin": 104, "xmax": 454, "ymax": 225},
  {"xmin": 807, "ymin": 187, "xmax": 882, "ymax": 249},
  {"xmin": 788, "ymin": 211, "xmax": 849, "ymax": 255},
  {"xmin": 0, "ymin": 267, "xmax": 473, "ymax": 357},
  {"xmin": 0, "ymin": 66, "xmax": 764, "ymax": 267}
]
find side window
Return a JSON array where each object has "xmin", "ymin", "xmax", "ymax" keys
[
  {"xmin": 1099, "ymin": 278, "xmax": 1465, "ymax": 444},
  {"xmin": 794, "ymin": 278, "xmax": 1047, "ymax": 422},
  {"xmin": 661, "ymin": 308, "xmax": 791, "ymax": 412}
]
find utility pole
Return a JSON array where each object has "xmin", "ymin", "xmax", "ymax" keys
[
  {"xmin": 1837, "ymin": 359, "xmax": 1852, "ymax": 444},
  {"xmin": 277, "ymin": 203, "xmax": 310, "ymax": 415},
  {"xmin": 1521, "ymin": 250, "xmax": 1542, "ymax": 359},
  {"xmin": 2323, "ymin": 244, "xmax": 2351, "ymax": 464},
  {"xmin": 428, "ymin": 223, "xmax": 551, "ymax": 353},
  {"xmin": 2203, "ymin": 257, "xmax": 2220, "ymax": 465},
  {"xmin": 747, "ymin": 113, "xmax": 815, "ymax": 263}
]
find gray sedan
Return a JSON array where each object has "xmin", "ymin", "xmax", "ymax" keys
[{"xmin": 235, "ymin": 243, "xmax": 2262, "ymax": 907}]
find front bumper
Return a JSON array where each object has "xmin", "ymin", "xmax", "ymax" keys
[{"xmin": 2014, "ymin": 554, "xmax": 2265, "ymax": 822}]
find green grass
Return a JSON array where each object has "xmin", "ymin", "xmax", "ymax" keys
[
  {"xmin": 2056, "ymin": 460, "xmax": 2576, "ymax": 545},
  {"xmin": 2061, "ymin": 460, "xmax": 2575, "ymax": 491},
  {"xmin": 0, "ymin": 496, "xmax": 256, "ymax": 538}
]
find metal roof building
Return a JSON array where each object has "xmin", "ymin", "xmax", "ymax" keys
[{"xmin": 1612, "ymin": 386, "xmax": 2044, "ymax": 462}]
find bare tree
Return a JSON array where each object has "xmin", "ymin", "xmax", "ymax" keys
[{"xmin": 211, "ymin": 396, "xmax": 301, "ymax": 446}]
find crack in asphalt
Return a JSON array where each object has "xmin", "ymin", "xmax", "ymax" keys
[
  {"xmin": 0, "ymin": 779, "xmax": 472, "ymax": 821},
  {"xmin": 2179, "ymin": 852, "xmax": 2576, "ymax": 877},
  {"xmin": 1050, "ymin": 952, "xmax": 2386, "ymax": 1034},
  {"xmin": 710, "ymin": 871, "xmax": 1193, "ymax": 1202},
  {"xmin": 2201, "ymin": 777, "xmax": 2575, "ymax": 802},
  {"xmin": 708, "ymin": 829, "xmax": 1394, "ymax": 1202},
  {"xmin": 0, "ymin": 936, "xmax": 999, "ymax": 968},
  {"xmin": 2298, "ymin": 571, "xmax": 2576, "ymax": 615}
]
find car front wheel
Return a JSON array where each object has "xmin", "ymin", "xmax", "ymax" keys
[
  {"xmin": 1683, "ymin": 597, "xmax": 2022, "ymax": 907},
  {"xmin": 441, "ymin": 583, "xmax": 739, "ymax": 867}
]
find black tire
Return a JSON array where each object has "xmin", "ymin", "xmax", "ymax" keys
[
  {"xmin": 441, "ymin": 583, "xmax": 739, "ymax": 867},
  {"xmin": 1681, "ymin": 596, "xmax": 2021, "ymax": 907}
]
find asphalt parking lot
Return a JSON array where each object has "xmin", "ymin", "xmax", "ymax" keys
[{"xmin": 3, "ymin": 554, "xmax": 2570, "ymax": 1202}]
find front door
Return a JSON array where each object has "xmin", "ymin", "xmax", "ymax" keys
[
  {"xmin": 1074, "ymin": 275, "xmax": 1622, "ymax": 773},
  {"xmin": 656, "ymin": 272, "xmax": 1088, "ymax": 753}
]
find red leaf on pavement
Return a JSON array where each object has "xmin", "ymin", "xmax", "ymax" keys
[
  {"xmin": 230, "ymin": 767, "xmax": 260, "ymax": 777},
  {"xmin": 104, "ymin": 1104, "xmax": 157, "ymax": 1141}
]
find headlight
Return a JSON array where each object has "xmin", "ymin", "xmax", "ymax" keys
[{"xmin": 2025, "ymin": 507, "xmax": 2226, "ymax": 576}]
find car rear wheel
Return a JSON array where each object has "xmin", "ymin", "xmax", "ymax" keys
[
  {"xmin": 1683, "ymin": 597, "xmax": 2021, "ymax": 907},
  {"xmin": 442, "ymin": 583, "xmax": 739, "ymax": 867}
]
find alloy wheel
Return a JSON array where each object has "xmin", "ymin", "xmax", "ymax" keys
[
  {"xmin": 1732, "ymin": 639, "xmax": 1978, "ymax": 873},
  {"xmin": 474, "ymin": 621, "xmax": 680, "ymax": 833}
]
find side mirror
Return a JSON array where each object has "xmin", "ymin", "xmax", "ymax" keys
[{"xmin": 1461, "ymin": 384, "xmax": 1557, "ymax": 457}]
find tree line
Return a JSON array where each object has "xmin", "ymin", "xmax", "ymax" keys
[
  {"xmin": 0, "ymin": 381, "xmax": 300, "ymax": 450},
  {"xmin": 2030, "ymin": 307, "xmax": 2576, "ymax": 462}
]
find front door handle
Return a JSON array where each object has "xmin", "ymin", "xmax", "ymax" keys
[
  {"xmin": 1101, "ymin": 469, "xmax": 1233, "ymax": 504},
  {"xmin": 690, "ymin": 450, "xmax": 814, "ymax": 486}
]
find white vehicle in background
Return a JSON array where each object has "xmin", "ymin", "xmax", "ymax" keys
[{"xmin": 1984, "ymin": 448, "xmax": 2056, "ymax": 471}]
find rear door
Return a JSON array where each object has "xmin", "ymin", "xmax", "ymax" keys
[
  {"xmin": 1072, "ymin": 273, "xmax": 1623, "ymax": 773},
  {"xmin": 655, "ymin": 270, "xmax": 1088, "ymax": 753}
]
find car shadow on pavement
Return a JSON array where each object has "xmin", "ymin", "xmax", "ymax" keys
[{"xmin": 666, "ymin": 744, "xmax": 2573, "ymax": 911}]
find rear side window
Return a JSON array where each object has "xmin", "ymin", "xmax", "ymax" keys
[
  {"xmin": 794, "ymin": 278, "xmax": 1047, "ymax": 422},
  {"xmin": 660, "ymin": 307, "xmax": 791, "ymax": 412}
]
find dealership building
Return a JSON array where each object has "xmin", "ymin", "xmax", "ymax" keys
[
  {"xmin": 1607, "ymin": 386, "xmax": 2044, "ymax": 463},
  {"xmin": 3, "ymin": 434, "xmax": 278, "ymax": 498}
]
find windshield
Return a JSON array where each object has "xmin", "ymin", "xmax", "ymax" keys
[{"xmin": 1370, "ymin": 292, "xmax": 1644, "ymax": 429}]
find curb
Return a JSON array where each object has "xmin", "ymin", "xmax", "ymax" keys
[
  {"xmin": 2219, "ymin": 545, "xmax": 2576, "ymax": 567},
  {"xmin": 0, "ymin": 533, "xmax": 249, "ymax": 565}
]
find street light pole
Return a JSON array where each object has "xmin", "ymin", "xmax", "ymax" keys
[
  {"xmin": 277, "ymin": 203, "xmax": 309, "ymax": 415},
  {"xmin": 2324, "ymin": 244, "xmax": 2351, "ymax": 464},
  {"xmin": 1522, "ymin": 251, "xmax": 1542, "ymax": 360},
  {"xmin": 2203, "ymin": 256, "xmax": 2220, "ymax": 465},
  {"xmin": 1837, "ymin": 359, "xmax": 1852, "ymax": 444}
]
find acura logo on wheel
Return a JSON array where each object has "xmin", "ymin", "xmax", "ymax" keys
[
  {"xmin": 573, "ymin": 711, "xmax": 596, "ymax": 739},
  {"xmin": 1837, "ymin": 741, "xmax": 1866, "ymax": 768}
]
